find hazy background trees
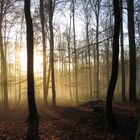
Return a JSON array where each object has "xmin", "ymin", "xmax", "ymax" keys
[{"xmin": 0, "ymin": 0, "xmax": 139, "ymax": 108}]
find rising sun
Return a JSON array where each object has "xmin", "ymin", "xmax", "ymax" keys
[{"xmin": 19, "ymin": 48, "xmax": 43, "ymax": 73}]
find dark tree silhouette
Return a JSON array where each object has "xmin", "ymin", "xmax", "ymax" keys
[
  {"xmin": 40, "ymin": 0, "xmax": 47, "ymax": 106},
  {"xmin": 72, "ymin": 0, "xmax": 79, "ymax": 104},
  {"xmin": 48, "ymin": 0, "xmax": 56, "ymax": 107},
  {"xmin": 0, "ymin": 0, "xmax": 8, "ymax": 109},
  {"xmin": 127, "ymin": 0, "xmax": 137, "ymax": 102},
  {"xmin": 26, "ymin": 121, "xmax": 39, "ymax": 140},
  {"xmin": 67, "ymin": 10, "xmax": 72, "ymax": 101},
  {"xmin": 120, "ymin": 0, "xmax": 126, "ymax": 102},
  {"xmin": 105, "ymin": 0, "xmax": 120, "ymax": 129},
  {"xmin": 24, "ymin": 0, "xmax": 38, "ymax": 122}
]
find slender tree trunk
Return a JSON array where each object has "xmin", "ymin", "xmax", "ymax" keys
[
  {"xmin": 86, "ymin": 19, "xmax": 92, "ymax": 99},
  {"xmin": 67, "ymin": 11, "xmax": 72, "ymax": 101},
  {"xmin": 46, "ymin": 63, "xmax": 50, "ymax": 103},
  {"xmin": 95, "ymin": 1, "xmax": 101, "ymax": 99},
  {"xmin": 72, "ymin": 0, "xmax": 78, "ymax": 104},
  {"xmin": 93, "ymin": 47, "xmax": 96, "ymax": 96},
  {"xmin": 15, "ymin": 35, "xmax": 17, "ymax": 103},
  {"xmin": 127, "ymin": 0, "xmax": 137, "ymax": 102},
  {"xmin": 48, "ymin": 0, "xmax": 56, "ymax": 107},
  {"xmin": 85, "ymin": 51, "xmax": 88, "ymax": 95},
  {"xmin": 40, "ymin": 0, "xmax": 47, "ymax": 105},
  {"xmin": 106, "ymin": 41, "xmax": 110, "ymax": 85},
  {"xmin": 106, "ymin": 1, "xmax": 113, "ymax": 86},
  {"xmin": 18, "ymin": 16, "xmax": 23, "ymax": 104},
  {"xmin": 105, "ymin": 0, "xmax": 120, "ymax": 129},
  {"xmin": 105, "ymin": 22, "xmax": 110, "ymax": 85},
  {"xmin": 0, "ymin": 0, "xmax": 8, "ymax": 109},
  {"xmin": 24, "ymin": 0, "xmax": 38, "ymax": 122},
  {"xmin": 3, "ymin": 15, "xmax": 8, "ymax": 108},
  {"xmin": 3, "ymin": 48, "xmax": 8, "ymax": 109},
  {"xmin": 1, "ymin": 62, "xmax": 3, "ymax": 104},
  {"xmin": 120, "ymin": 0, "xmax": 126, "ymax": 102}
]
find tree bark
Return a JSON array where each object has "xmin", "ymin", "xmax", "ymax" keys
[
  {"xmin": 48, "ymin": 0, "xmax": 56, "ymax": 107},
  {"xmin": 105, "ymin": 0, "xmax": 120, "ymax": 129},
  {"xmin": 86, "ymin": 17, "xmax": 92, "ymax": 99},
  {"xmin": 92, "ymin": 0, "xmax": 102, "ymax": 99},
  {"xmin": 96, "ymin": 11, "xmax": 99, "ymax": 99},
  {"xmin": 18, "ymin": 16, "xmax": 24, "ymax": 104},
  {"xmin": 24, "ymin": 0, "xmax": 38, "ymax": 122},
  {"xmin": 72, "ymin": 0, "xmax": 79, "ymax": 104},
  {"xmin": 127, "ymin": 0, "xmax": 137, "ymax": 102},
  {"xmin": 0, "ymin": 0, "xmax": 8, "ymax": 109},
  {"xmin": 67, "ymin": 10, "xmax": 72, "ymax": 101},
  {"xmin": 40, "ymin": 0, "xmax": 47, "ymax": 105},
  {"xmin": 120, "ymin": 0, "xmax": 126, "ymax": 102},
  {"xmin": 46, "ymin": 63, "xmax": 50, "ymax": 103}
]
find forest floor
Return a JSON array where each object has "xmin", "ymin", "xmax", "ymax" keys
[{"xmin": 0, "ymin": 101, "xmax": 138, "ymax": 140}]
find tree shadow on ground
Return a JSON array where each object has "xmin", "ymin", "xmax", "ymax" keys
[
  {"xmin": 38, "ymin": 104, "xmax": 136, "ymax": 140},
  {"xmin": 26, "ymin": 121, "xmax": 39, "ymax": 140}
]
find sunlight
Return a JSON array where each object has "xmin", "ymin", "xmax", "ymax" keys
[
  {"xmin": 19, "ymin": 48, "xmax": 43, "ymax": 73},
  {"xmin": 19, "ymin": 49, "xmax": 27, "ymax": 72}
]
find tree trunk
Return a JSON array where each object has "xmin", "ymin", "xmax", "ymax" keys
[
  {"xmin": 67, "ymin": 11, "xmax": 72, "ymax": 101},
  {"xmin": 127, "ymin": 0, "xmax": 137, "ymax": 102},
  {"xmin": 15, "ymin": 35, "xmax": 17, "ymax": 103},
  {"xmin": 72, "ymin": 0, "xmax": 78, "ymax": 104},
  {"xmin": 18, "ymin": 16, "xmax": 24, "ymax": 104},
  {"xmin": 86, "ymin": 18, "xmax": 92, "ymax": 99},
  {"xmin": 46, "ymin": 63, "xmax": 50, "ymax": 103},
  {"xmin": 40, "ymin": 0, "xmax": 47, "ymax": 105},
  {"xmin": 105, "ymin": 22, "xmax": 110, "ymax": 85},
  {"xmin": 105, "ymin": 0, "xmax": 120, "ymax": 129},
  {"xmin": 24, "ymin": 0, "xmax": 38, "ymax": 122},
  {"xmin": 120, "ymin": 0, "xmax": 126, "ymax": 102},
  {"xmin": 48, "ymin": 0, "xmax": 56, "ymax": 107},
  {"xmin": 95, "ymin": 0, "xmax": 101, "ymax": 99},
  {"xmin": 0, "ymin": 0, "xmax": 8, "ymax": 109}
]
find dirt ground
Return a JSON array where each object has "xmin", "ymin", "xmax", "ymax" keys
[{"xmin": 0, "ymin": 102, "xmax": 137, "ymax": 140}]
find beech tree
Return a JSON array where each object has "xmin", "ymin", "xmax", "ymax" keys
[
  {"xmin": 24, "ymin": 0, "xmax": 38, "ymax": 121},
  {"xmin": 127, "ymin": 0, "xmax": 137, "ymax": 102},
  {"xmin": 105, "ymin": 0, "xmax": 120, "ymax": 129},
  {"xmin": 0, "ymin": 0, "xmax": 8, "ymax": 109},
  {"xmin": 120, "ymin": 0, "xmax": 126, "ymax": 102},
  {"xmin": 40, "ymin": 0, "xmax": 47, "ymax": 105},
  {"xmin": 48, "ymin": 0, "xmax": 56, "ymax": 107},
  {"xmin": 72, "ymin": 0, "xmax": 79, "ymax": 104}
]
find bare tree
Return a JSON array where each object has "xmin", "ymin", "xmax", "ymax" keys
[
  {"xmin": 83, "ymin": 0, "xmax": 92, "ymax": 99},
  {"xmin": 120, "ymin": 0, "xmax": 126, "ymax": 102},
  {"xmin": 40, "ymin": 0, "xmax": 47, "ymax": 105},
  {"xmin": 48, "ymin": 0, "xmax": 56, "ymax": 107},
  {"xmin": 0, "ymin": 0, "xmax": 8, "ymax": 109},
  {"xmin": 24, "ymin": 0, "xmax": 38, "ymax": 121},
  {"xmin": 67, "ymin": 9, "xmax": 72, "ymax": 101},
  {"xmin": 127, "ymin": 0, "xmax": 137, "ymax": 102},
  {"xmin": 18, "ymin": 15, "xmax": 24, "ymax": 104},
  {"xmin": 105, "ymin": 0, "xmax": 120, "ymax": 129},
  {"xmin": 72, "ymin": 0, "xmax": 79, "ymax": 104},
  {"xmin": 90, "ymin": 0, "xmax": 102, "ymax": 99}
]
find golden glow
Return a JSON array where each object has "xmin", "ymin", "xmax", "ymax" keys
[{"xmin": 19, "ymin": 48, "xmax": 43, "ymax": 73}]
